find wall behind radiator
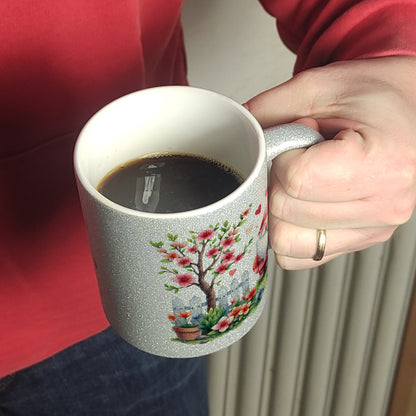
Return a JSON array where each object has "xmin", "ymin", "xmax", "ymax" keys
[{"xmin": 181, "ymin": 0, "xmax": 295, "ymax": 103}]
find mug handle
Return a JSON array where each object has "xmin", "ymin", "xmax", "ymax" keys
[{"xmin": 264, "ymin": 123, "xmax": 325, "ymax": 161}]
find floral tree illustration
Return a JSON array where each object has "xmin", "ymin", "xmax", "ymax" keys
[{"xmin": 150, "ymin": 206, "xmax": 253, "ymax": 314}]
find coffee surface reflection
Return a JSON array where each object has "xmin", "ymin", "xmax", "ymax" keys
[{"xmin": 97, "ymin": 153, "xmax": 244, "ymax": 213}]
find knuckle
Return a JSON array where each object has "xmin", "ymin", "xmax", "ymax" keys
[
  {"xmin": 373, "ymin": 159, "xmax": 416, "ymax": 227},
  {"xmin": 379, "ymin": 196, "xmax": 415, "ymax": 226},
  {"xmin": 269, "ymin": 220, "xmax": 292, "ymax": 256},
  {"xmin": 390, "ymin": 201, "xmax": 414, "ymax": 225},
  {"xmin": 292, "ymin": 68, "xmax": 321, "ymax": 94},
  {"xmin": 271, "ymin": 165, "xmax": 305, "ymax": 207},
  {"xmin": 269, "ymin": 187, "xmax": 287, "ymax": 220},
  {"xmin": 285, "ymin": 168, "xmax": 305, "ymax": 199},
  {"xmin": 274, "ymin": 253, "xmax": 291, "ymax": 270},
  {"xmin": 385, "ymin": 153, "xmax": 416, "ymax": 225},
  {"xmin": 376, "ymin": 228, "xmax": 396, "ymax": 244},
  {"xmin": 291, "ymin": 68, "xmax": 332, "ymax": 114},
  {"xmin": 361, "ymin": 226, "xmax": 396, "ymax": 246}
]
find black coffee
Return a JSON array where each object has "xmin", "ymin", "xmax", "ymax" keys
[{"xmin": 97, "ymin": 153, "xmax": 244, "ymax": 213}]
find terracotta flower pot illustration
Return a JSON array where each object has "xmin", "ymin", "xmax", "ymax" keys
[{"xmin": 173, "ymin": 325, "xmax": 201, "ymax": 341}]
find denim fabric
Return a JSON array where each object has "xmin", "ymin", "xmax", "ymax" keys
[{"xmin": 0, "ymin": 328, "xmax": 209, "ymax": 416}]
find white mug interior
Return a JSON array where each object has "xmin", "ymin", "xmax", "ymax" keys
[{"xmin": 75, "ymin": 86, "xmax": 265, "ymax": 214}]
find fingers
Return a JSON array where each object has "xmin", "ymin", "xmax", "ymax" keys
[
  {"xmin": 269, "ymin": 217, "xmax": 396, "ymax": 270},
  {"xmin": 269, "ymin": 138, "xmax": 416, "ymax": 229},
  {"xmin": 274, "ymin": 253, "xmax": 340, "ymax": 271},
  {"xmin": 270, "ymin": 128, "xmax": 368, "ymax": 203},
  {"xmin": 270, "ymin": 169, "xmax": 415, "ymax": 231},
  {"xmin": 270, "ymin": 191, "xmax": 379, "ymax": 229},
  {"xmin": 269, "ymin": 218, "xmax": 395, "ymax": 258},
  {"xmin": 244, "ymin": 57, "xmax": 416, "ymax": 270},
  {"xmin": 270, "ymin": 170, "xmax": 391, "ymax": 229}
]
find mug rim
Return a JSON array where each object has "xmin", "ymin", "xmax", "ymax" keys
[{"xmin": 74, "ymin": 86, "xmax": 266, "ymax": 219}]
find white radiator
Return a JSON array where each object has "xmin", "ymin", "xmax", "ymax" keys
[{"xmin": 207, "ymin": 211, "xmax": 416, "ymax": 416}]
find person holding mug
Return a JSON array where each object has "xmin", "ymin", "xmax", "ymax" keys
[{"xmin": 1, "ymin": 0, "xmax": 416, "ymax": 414}]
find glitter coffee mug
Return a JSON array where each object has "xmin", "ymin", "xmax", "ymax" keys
[{"xmin": 74, "ymin": 86, "xmax": 323, "ymax": 358}]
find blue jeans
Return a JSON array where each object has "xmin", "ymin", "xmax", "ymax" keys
[{"xmin": 0, "ymin": 328, "xmax": 209, "ymax": 415}]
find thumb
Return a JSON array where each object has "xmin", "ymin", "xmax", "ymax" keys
[
  {"xmin": 242, "ymin": 59, "xmax": 374, "ymax": 130},
  {"xmin": 243, "ymin": 73, "xmax": 325, "ymax": 128}
]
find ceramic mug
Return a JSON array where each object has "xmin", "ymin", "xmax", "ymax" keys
[{"xmin": 74, "ymin": 86, "xmax": 323, "ymax": 358}]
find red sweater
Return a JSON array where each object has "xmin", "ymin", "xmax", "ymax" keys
[{"xmin": 1, "ymin": 0, "xmax": 416, "ymax": 378}]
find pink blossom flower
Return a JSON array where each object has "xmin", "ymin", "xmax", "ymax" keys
[
  {"xmin": 230, "ymin": 298, "xmax": 237, "ymax": 304},
  {"xmin": 172, "ymin": 273, "xmax": 195, "ymax": 288},
  {"xmin": 196, "ymin": 228, "xmax": 215, "ymax": 241},
  {"xmin": 247, "ymin": 287, "xmax": 257, "ymax": 301},
  {"xmin": 177, "ymin": 257, "xmax": 192, "ymax": 267},
  {"xmin": 215, "ymin": 263, "xmax": 229, "ymax": 274},
  {"xmin": 221, "ymin": 236, "xmax": 235, "ymax": 248},
  {"xmin": 253, "ymin": 254, "xmax": 266, "ymax": 275},
  {"xmin": 234, "ymin": 253, "xmax": 244, "ymax": 263},
  {"xmin": 187, "ymin": 245, "xmax": 199, "ymax": 254},
  {"xmin": 259, "ymin": 207, "xmax": 268, "ymax": 234},
  {"xmin": 164, "ymin": 252, "xmax": 180, "ymax": 261},
  {"xmin": 171, "ymin": 241, "xmax": 187, "ymax": 248},
  {"xmin": 222, "ymin": 251, "xmax": 235, "ymax": 262},
  {"xmin": 157, "ymin": 248, "xmax": 167, "ymax": 253},
  {"xmin": 212, "ymin": 316, "xmax": 233, "ymax": 332},
  {"xmin": 207, "ymin": 247, "xmax": 219, "ymax": 258}
]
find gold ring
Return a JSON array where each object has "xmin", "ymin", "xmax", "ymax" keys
[{"xmin": 313, "ymin": 229, "xmax": 326, "ymax": 261}]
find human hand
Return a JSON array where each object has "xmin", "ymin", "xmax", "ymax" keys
[{"xmin": 244, "ymin": 56, "xmax": 416, "ymax": 270}]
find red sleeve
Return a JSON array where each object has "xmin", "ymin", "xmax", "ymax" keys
[{"xmin": 259, "ymin": 0, "xmax": 416, "ymax": 73}]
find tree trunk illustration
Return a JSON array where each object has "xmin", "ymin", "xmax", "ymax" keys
[
  {"xmin": 151, "ymin": 209, "xmax": 254, "ymax": 315},
  {"xmin": 200, "ymin": 276, "xmax": 217, "ymax": 311}
]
